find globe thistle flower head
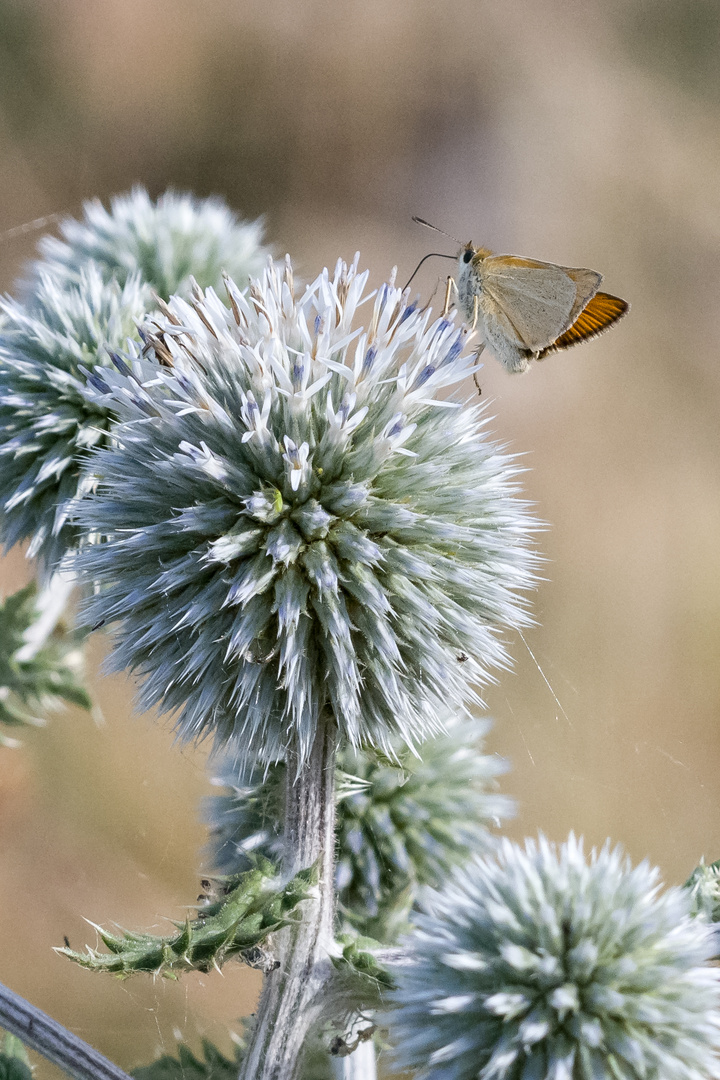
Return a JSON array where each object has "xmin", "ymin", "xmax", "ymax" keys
[
  {"xmin": 335, "ymin": 718, "xmax": 513, "ymax": 937},
  {"xmin": 388, "ymin": 834, "xmax": 720, "ymax": 1080},
  {"xmin": 206, "ymin": 719, "xmax": 514, "ymax": 940},
  {"xmin": 77, "ymin": 255, "xmax": 537, "ymax": 768},
  {"xmin": 0, "ymin": 265, "xmax": 152, "ymax": 571},
  {"xmin": 31, "ymin": 187, "xmax": 269, "ymax": 300}
]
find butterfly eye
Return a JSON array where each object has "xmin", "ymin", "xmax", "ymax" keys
[{"xmin": 462, "ymin": 249, "xmax": 473, "ymax": 264}]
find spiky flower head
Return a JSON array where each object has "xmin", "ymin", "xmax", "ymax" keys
[
  {"xmin": 30, "ymin": 187, "xmax": 269, "ymax": 300},
  {"xmin": 77, "ymin": 255, "xmax": 536, "ymax": 767},
  {"xmin": 387, "ymin": 834, "xmax": 720, "ymax": 1080},
  {"xmin": 207, "ymin": 719, "xmax": 513, "ymax": 939},
  {"xmin": 0, "ymin": 266, "xmax": 151, "ymax": 570}
]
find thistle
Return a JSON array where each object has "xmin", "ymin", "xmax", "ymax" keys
[
  {"xmin": 30, "ymin": 187, "xmax": 268, "ymax": 300},
  {"xmin": 206, "ymin": 719, "xmax": 513, "ymax": 939},
  {"xmin": 72, "ymin": 254, "xmax": 536, "ymax": 1079},
  {"xmin": 0, "ymin": 266, "xmax": 151, "ymax": 570},
  {"xmin": 387, "ymin": 834, "xmax": 720, "ymax": 1080},
  {"xmin": 76, "ymin": 256, "xmax": 537, "ymax": 768}
]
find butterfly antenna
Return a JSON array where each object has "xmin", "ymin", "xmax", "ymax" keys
[
  {"xmin": 403, "ymin": 251, "xmax": 456, "ymax": 291},
  {"xmin": 412, "ymin": 216, "xmax": 463, "ymax": 246}
]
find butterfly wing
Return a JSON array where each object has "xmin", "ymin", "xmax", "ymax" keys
[
  {"xmin": 475, "ymin": 290, "xmax": 533, "ymax": 373},
  {"xmin": 562, "ymin": 267, "xmax": 605, "ymax": 324},
  {"xmin": 537, "ymin": 292, "xmax": 629, "ymax": 358},
  {"xmin": 480, "ymin": 256, "xmax": 602, "ymax": 352}
]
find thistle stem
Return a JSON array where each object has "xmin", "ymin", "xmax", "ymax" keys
[
  {"xmin": 238, "ymin": 718, "xmax": 337, "ymax": 1080},
  {"xmin": 0, "ymin": 982, "xmax": 132, "ymax": 1080}
]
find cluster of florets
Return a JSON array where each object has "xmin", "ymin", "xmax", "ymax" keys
[
  {"xmin": 0, "ymin": 267, "xmax": 150, "ymax": 569},
  {"xmin": 0, "ymin": 189, "xmax": 267, "ymax": 574},
  {"xmin": 207, "ymin": 718, "xmax": 513, "ymax": 938},
  {"xmin": 387, "ymin": 834, "xmax": 720, "ymax": 1080},
  {"xmin": 76, "ymin": 255, "xmax": 536, "ymax": 767},
  {"xmin": 29, "ymin": 187, "xmax": 268, "ymax": 299}
]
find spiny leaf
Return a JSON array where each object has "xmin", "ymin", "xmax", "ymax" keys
[
  {"xmin": 131, "ymin": 1031, "xmax": 335, "ymax": 1080},
  {"xmin": 57, "ymin": 861, "xmax": 315, "ymax": 978},
  {"xmin": 0, "ymin": 583, "xmax": 90, "ymax": 743},
  {"xmin": 132, "ymin": 1038, "xmax": 245, "ymax": 1080}
]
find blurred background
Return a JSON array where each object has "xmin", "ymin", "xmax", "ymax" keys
[{"xmin": 0, "ymin": 0, "xmax": 719, "ymax": 1074}]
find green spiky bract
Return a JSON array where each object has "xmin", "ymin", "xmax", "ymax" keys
[
  {"xmin": 57, "ymin": 862, "xmax": 314, "ymax": 978},
  {"xmin": 76, "ymin": 256, "xmax": 537, "ymax": 771},
  {"xmin": 207, "ymin": 720, "xmax": 513, "ymax": 939},
  {"xmin": 0, "ymin": 583, "xmax": 89, "ymax": 743},
  {"xmin": 388, "ymin": 834, "xmax": 720, "ymax": 1080},
  {"xmin": 31, "ymin": 187, "xmax": 269, "ymax": 300}
]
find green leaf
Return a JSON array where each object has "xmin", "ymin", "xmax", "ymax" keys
[
  {"xmin": 334, "ymin": 934, "xmax": 395, "ymax": 993},
  {"xmin": 0, "ymin": 1033, "xmax": 33, "ymax": 1080},
  {"xmin": 132, "ymin": 1039, "xmax": 244, "ymax": 1080},
  {"xmin": 327, "ymin": 932, "xmax": 396, "ymax": 1018},
  {"xmin": 57, "ymin": 862, "xmax": 315, "ymax": 978},
  {"xmin": 0, "ymin": 583, "xmax": 90, "ymax": 743},
  {"xmin": 132, "ymin": 1032, "xmax": 335, "ymax": 1080}
]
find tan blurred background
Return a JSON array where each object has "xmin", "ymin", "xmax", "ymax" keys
[{"xmin": 0, "ymin": 0, "xmax": 719, "ymax": 1074}]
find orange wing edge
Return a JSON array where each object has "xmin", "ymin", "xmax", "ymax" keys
[{"xmin": 537, "ymin": 292, "xmax": 629, "ymax": 359}]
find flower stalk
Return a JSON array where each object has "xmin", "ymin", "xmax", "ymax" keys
[{"xmin": 238, "ymin": 716, "xmax": 337, "ymax": 1080}]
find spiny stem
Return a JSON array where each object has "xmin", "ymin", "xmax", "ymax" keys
[
  {"xmin": 0, "ymin": 982, "xmax": 132, "ymax": 1080},
  {"xmin": 238, "ymin": 718, "xmax": 337, "ymax": 1080}
]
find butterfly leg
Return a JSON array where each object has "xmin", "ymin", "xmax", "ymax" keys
[
  {"xmin": 472, "ymin": 343, "xmax": 485, "ymax": 396},
  {"xmin": 442, "ymin": 275, "xmax": 457, "ymax": 317},
  {"xmin": 472, "ymin": 293, "xmax": 480, "ymax": 332}
]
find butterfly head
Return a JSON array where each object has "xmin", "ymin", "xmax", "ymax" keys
[{"xmin": 457, "ymin": 242, "xmax": 492, "ymax": 276}]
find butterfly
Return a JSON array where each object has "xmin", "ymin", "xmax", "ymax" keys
[{"xmin": 410, "ymin": 218, "xmax": 629, "ymax": 373}]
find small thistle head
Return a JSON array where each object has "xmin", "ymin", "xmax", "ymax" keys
[
  {"xmin": 387, "ymin": 834, "xmax": 720, "ymax": 1080},
  {"xmin": 0, "ymin": 266, "xmax": 151, "ymax": 570},
  {"xmin": 335, "ymin": 720, "xmax": 512, "ymax": 938},
  {"xmin": 206, "ymin": 719, "xmax": 513, "ymax": 939},
  {"xmin": 31, "ymin": 187, "xmax": 269, "ymax": 299},
  {"xmin": 76, "ymin": 256, "xmax": 537, "ymax": 767}
]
